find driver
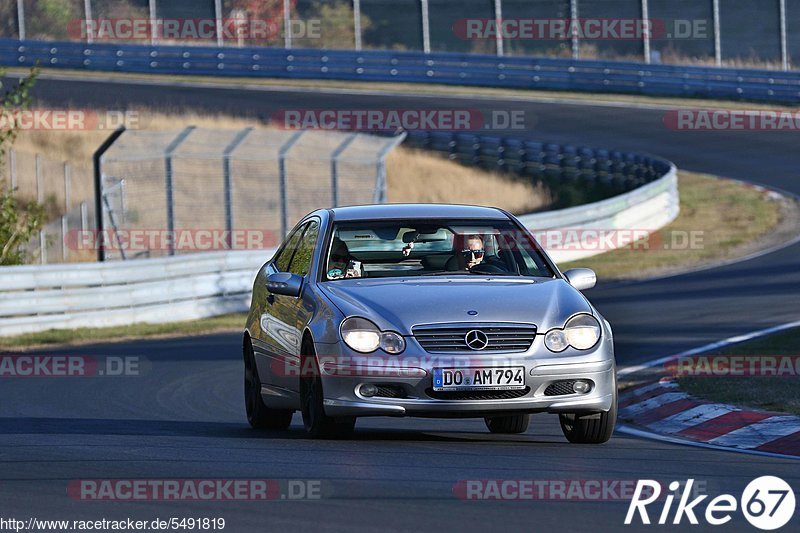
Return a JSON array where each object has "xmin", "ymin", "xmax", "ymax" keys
[{"xmin": 454, "ymin": 234, "xmax": 485, "ymax": 270}]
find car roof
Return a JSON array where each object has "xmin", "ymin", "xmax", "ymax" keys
[{"xmin": 328, "ymin": 203, "xmax": 509, "ymax": 222}]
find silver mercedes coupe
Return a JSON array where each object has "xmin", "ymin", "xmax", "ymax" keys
[{"xmin": 243, "ymin": 204, "xmax": 616, "ymax": 442}]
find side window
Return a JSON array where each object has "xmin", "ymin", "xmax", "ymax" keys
[
  {"xmin": 273, "ymin": 223, "xmax": 307, "ymax": 272},
  {"xmin": 289, "ymin": 220, "xmax": 320, "ymax": 276}
]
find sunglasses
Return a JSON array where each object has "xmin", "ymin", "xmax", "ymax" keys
[{"xmin": 460, "ymin": 249, "xmax": 485, "ymax": 259}]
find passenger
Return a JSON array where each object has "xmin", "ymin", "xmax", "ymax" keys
[{"xmin": 327, "ymin": 237, "xmax": 361, "ymax": 279}]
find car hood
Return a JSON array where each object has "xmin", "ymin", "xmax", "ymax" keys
[{"xmin": 318, "ymin": 277, "xmax": 592, "ymax": 334}]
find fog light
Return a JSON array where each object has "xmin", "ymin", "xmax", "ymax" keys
[
  {"xmin": 572, "ymin": 380, "xmax": 591, "ymax": 394},
  {"xmin": 359, "ymin": 383, "xmax": 378, "ymax": 397}
]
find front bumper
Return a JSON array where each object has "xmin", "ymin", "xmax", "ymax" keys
[{"xmin": 316, "ymin": 334, "xmax": 616, "ymax": 418}]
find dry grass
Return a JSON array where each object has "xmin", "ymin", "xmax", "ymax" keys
[
  {"xmin": 7, "ymin": 109, "xmax": 551, "ymax": 218},
  {"xmin": 386, "ymin": 148, "xmax": 551, "ymax": 214},
  {"xmin": 563, "ymin": 171, "xmax": 783, "ymax": 280}
]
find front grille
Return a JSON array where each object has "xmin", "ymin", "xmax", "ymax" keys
[
  {"xmin": 544, "ymin": 380, "xmax": 577, "ymax": 396},
  {"xmin": 426, "ymin": 387, "xmax": 530, "ymax": 401},
  {"xmin": 412, "ymin": 323, "xmax": 537, "ymax": 353}
]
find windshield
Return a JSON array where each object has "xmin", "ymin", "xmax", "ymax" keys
[{"xmin": 323, "ymin": 219, "xmax": 555, "ymax": 281}]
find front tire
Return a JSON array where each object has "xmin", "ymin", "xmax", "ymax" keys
[
  {"xmin": 484, "ymin": 414, "xmax": 530, "ymax": 434},
  {"xmin": 559, "ymin": 385, "xmax": 617, "ymax": 444},
  {"xmin": 244, "ymin": 338, "xmax": 293, "ymax": 430},
  {"xmin": 300, "ymin": 343, "xmax": 355, "ymax": 439}
]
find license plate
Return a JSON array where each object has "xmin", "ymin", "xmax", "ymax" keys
[{"xmin": 432, "ymin": 366, "xmax": 525, "ymax": 391}]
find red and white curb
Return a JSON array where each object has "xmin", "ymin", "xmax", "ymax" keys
[{"xmin": 619, "ymin": 378, "xmax": 800, "ymax": 458}]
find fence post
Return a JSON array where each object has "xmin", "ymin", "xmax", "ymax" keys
[
  {"xmin": 163, "ymin": 126, "xmax": 196, "ymax": 256},
  {"xmin": 84, "ymin": 0, "xmax": 94, "ymax": 43},
  {"xmin": 494, "ymin": 0, "xmax": 504, "ymax": 57},
  {"xmin": 93, "ymin": 126, "xmax": 127, "ymax": 262},
  {"xmin": 712, "ymin": 0, "xmax": 721, "ymax": 66},
  {"xmin": 61, "ymin": 216, "xmax": 69, "ymax": 261},
  {"xmin": 63, "ymin": 162, "xmax": 71, "ymax": 211},
  {"xmin": 354, "ymin": 0, "xmax": 362, "ymax": 51},
  {"xmin": 35, "ymin": 154, "xmax": 43, "ymax": 204},
  {"xmin": 149, "ymin": 0, "xmax": 158, "ymax": 45},
  {"xmin": 570, "ymin": 0, "xmax": 579, "ymax": 60},
  {"xmin": 222, "ymin": 127, "xmax": 253, "ymax": 249},
  {"xmin": 420, "ymin": 0, "xmax": 431, "ymax": 53},
  {"xmin": 39, "ymin": 231, "xmax": 46, "ymax": 264},
  {"xmin": 8, "ymin": 149, "xmax": 16, "ymax": 190},
  {"xmin": 373, "ymin": 133, "xmax": 407, "ymax": 203},
  {"xmin": 278, "ymin": 131, "xmax": 305, "ymax": 239},
  {"xmin": 330, "ymin": 134, "xmax": 358, "ymax": 208},
  {"xmin": 641, "ymin": 0, "xmax": 651, "ymax": 64},
  {"xmin": 780, "ymin": 0, "xmax": 789, "ymax": 70},
  {"xmin": 284, "ymin": 0, "xmax": 293, "ymax": 49},
  {"xmin": 215, "ymin": 0, "xmax": 224, "ymax": 47},
  {"xmin": 16, "ymin": 0, "xmax": 25, "ymax": 40},
  {"xmin": 80, "ymin": 201, "xmax": 88, "ymax": 232}
]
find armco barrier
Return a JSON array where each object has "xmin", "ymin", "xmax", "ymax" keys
[
  {"xmin": 0, "ymin": 161, "xmax": 677, "ymax": 337},
  {"xmin": 1, "ymin": 38, "xmax": 799, "ymax": 103}
]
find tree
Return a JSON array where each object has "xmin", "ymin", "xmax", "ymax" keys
[{"xmin": 0, "ymin": 67, "xmax": 44, "ymax": 266}]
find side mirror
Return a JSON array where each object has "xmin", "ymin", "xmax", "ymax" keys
[
  {"xmin": 266, "ymin": 272, "xmax": 303, "ymax": 297},
  {"xmin": 563, "ymin": 268, "xmax": 597, "ymax": 291}
]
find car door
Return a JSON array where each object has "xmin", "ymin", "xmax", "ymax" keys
[
  {"xmin": 271, "ymin": 219, "xmax": 320, "ymax": 393},
  {"xmin": 253, "ymin": 222, "xmax": 307, "ymax": 390}
]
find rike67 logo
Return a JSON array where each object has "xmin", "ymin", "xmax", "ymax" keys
[{"xmin": 626, "ymin": 477, "xmax": 795, "ymax": 530}]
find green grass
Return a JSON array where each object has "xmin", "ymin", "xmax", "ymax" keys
[
  {"xmin": 562, "ymin": 171, "xmax": 782, "ymax": 280},
  {"xmin": 0, "ymin": 313, "xmax": 247, "ymax": 350},
  {"xmin": 678, "ymin": 327, "xmax": 800, "ymax": 415}
]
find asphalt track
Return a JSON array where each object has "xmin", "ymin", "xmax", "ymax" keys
[{"xmin": 1, "ymin": 75, "xmax": 799, "ymax": 532}]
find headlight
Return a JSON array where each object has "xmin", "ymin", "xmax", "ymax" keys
[
  {"xmin": 544, "ymin": 314, "xmax": 601, "ymax": 352},
  {"xmin": 341, "ymin": 317, "xmax": 406, "ymax": 354}
]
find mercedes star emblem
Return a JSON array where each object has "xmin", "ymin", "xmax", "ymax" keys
[{"xmin": 465, "ymin": 329, "xmax": 489, "ymax": 350}]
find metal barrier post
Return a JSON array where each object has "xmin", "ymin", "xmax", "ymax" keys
[
  {"xmin": 80, "ymin": 201, "xmax": 88, "ymax": 232},
  {"xmin": 16, "ymin": 0, "xmax": 25, "ymax": 40},
  {"xmin": 354, "ymin": 0, "xmax": 362, "ymax": 51},
  {"xmin": 84, "ymin": 0, "xmax": 94, "ymax": 43},
  {"xmin": 641, "ymin": 0, "xmax": 651, "ymax": 64},
  {"xmin": 330, "ymin": 133, "xmax": 358, "ymax": 208},
  {"xmin": 780, "ymin": 0, "xmax": 789, "ymax": 70},
  {"xmin": 284, "ymin": 0, "xmax": 293, "ymax": 49},
  {"xmin": 373, "ymin": 133, "xmax": 407, "ymax": 203},
  {"xmin": 215, "ymin": 0, "xmax": 224, "ymax": 47},
  {"xmin": 149, "ymin": 0, "xmax": 158, "ymax": 45},
  {"xmin": 164, "ymin": 126, "xmax": 196, "ymax": 256},
  {"xmin": 494, "ymin": 0, "xmax": 504, "ymax": 57},
  {"xmin": 39, "ymin": 231, "xmax": 46, "ymax": 264},
  {"xmin": 93, "ymin": 126, "xmax": 126, "ymax": 262},
  {"xmin": 570, "ymin": 0, "xmax": 579, "ymax": 60},
  {"xmin": 421, "ymin": 0, "xmax": 431, "ymax": 53},
  {"xmin": 713, "ymin": 0, "xmax": 721, "ymax": 66},
  {"xmin": 222, "ymin": 127, "xmax": 253, "ymax": 248},
  {"xmin": 278, "ymin": 130, "xmax": 305, "ymax": 238}
]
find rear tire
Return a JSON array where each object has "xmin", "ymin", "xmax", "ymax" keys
[
  {"xmin": 484, "ymin": 414, "xmax": 530, "ymax": 434},
  {"xmin": 559, "ymin": 384, "xmax": 617, "ymax": 444},
  {"xmin": 300, "ymin": 343, "xmax": 355, "ymax": 439},
  {"xmin": 244, "ymin": 338, "xmax": 293, "ymax": 430}
]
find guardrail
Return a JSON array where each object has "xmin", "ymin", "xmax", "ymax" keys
[{"xmin": 1, "ymin": 38, "xmax": 799, "ymax": 103}]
